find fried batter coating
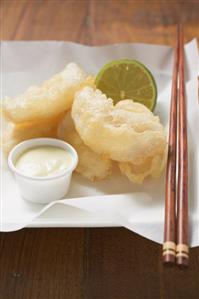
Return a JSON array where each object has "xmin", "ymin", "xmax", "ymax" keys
[
  {"xmin": 118, "ymin": 152, "xmax": 166, "ymax": 184},
  {"xmin": 2, "ymin": 63, "xmax": 94, "ymax": 124},
  {"xmin": 2, "ymin": 114, "xmax": 64, "ymax": 155},
  {"xmin": 72, "ymin": 87, "xmax": 167, "ymax": 166},
  {"xmin": 57, "ymin": 112, "xmax": 112, "ymax": 181}
]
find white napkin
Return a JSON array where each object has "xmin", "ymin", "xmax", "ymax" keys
[{"xmin": 1, "ymin": 40, "xmax": 198, "ymax": 246}]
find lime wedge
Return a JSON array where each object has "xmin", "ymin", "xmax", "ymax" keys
[{"xmin": 95, "ymin": 59, "xmax": 157, "ymax": 111}]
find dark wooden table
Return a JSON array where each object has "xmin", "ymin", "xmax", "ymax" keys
[{"xmin": 1, "ymin": 1, "xmax": 199, "ymax": 298}]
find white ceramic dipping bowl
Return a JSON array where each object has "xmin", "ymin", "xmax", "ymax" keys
[{"xmin": 8, "ymin": 138, "xmax": 78, "ymax": 204}]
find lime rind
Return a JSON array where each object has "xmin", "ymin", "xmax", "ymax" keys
[{"xmin": 95, "ymin": 59, "xmax": 157, "ymax": 111}]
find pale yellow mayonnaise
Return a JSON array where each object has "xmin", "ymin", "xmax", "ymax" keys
[{"xmin": 15, "ymin": 146, "xmax": 73, "ymax": 177}]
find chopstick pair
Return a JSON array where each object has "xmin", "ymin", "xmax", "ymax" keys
[{"xmin": 163, "ymin": 25, "xmax": 189, "ymax": 268}]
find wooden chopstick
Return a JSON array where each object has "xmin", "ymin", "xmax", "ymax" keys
[
  {"xmin": 176, "ymin": 25, "xmax": 189, "ymax": 267},
  {"xmin": 162, "ymin": 27, "xmax": 179, "ymax": 265},
  {"xmin": 163, "ymin": 25, "xmax": 189, "ymax": 267}
]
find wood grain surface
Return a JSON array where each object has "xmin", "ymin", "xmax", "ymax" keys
[{"xmin": 1, "ymin": 1, "xmax": 199, "ymax": 298}]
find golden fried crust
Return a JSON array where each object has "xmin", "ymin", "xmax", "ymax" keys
[
  {"xmin": 2, "ymin": 63, "xmax": 95, "ymax": 124},
  {"xmin": 57, "ymin": 112, "xmax": 112, "ymax": 181},
  {"xmin": 72, "ymin": 87, "xmax": 167, "ymax": 164},
  {"xmin": 2, "ymin": 113, "xmax": 64, "ymax": 155},
  {"xmin": 118, "ymin": 151, "xmax": 167, "ymax": 184}
]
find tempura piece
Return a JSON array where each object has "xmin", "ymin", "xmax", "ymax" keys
[
  {"xmin": 119, "ymin": 152, "xmax": 166, "ymax": 184},
  {"xmin": 2, "ymin": 63, "xmax": 94, "ymax": 124},
  {"xmin": 57, "ymin": 112, "xmax": 112, "ymax": 181},
  {"xmin": 2, "ymin": 114, "xmax": 64, "ymax": 155},
  {"xmin": 72, "ymin": 87, "xmax": 167, "ymax": 165}
]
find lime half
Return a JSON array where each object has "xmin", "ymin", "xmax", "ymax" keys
[{"xmin": 95, "ymin": 59, "xmax": 157, "ymax": 111}]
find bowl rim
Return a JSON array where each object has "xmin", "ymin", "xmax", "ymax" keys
[{"xmin": 8, "ymin": 138, "xmax": 78, "ymax": 181}]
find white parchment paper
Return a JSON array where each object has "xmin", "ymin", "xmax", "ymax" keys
[{"xmin": 1, "ymin": 40, "xmax": 198, "ymax": 246}]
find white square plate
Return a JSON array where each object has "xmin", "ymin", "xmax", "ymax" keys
[{"xmin": 1, "ymin": 40, "xmax": 198, "ymax": 246}]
